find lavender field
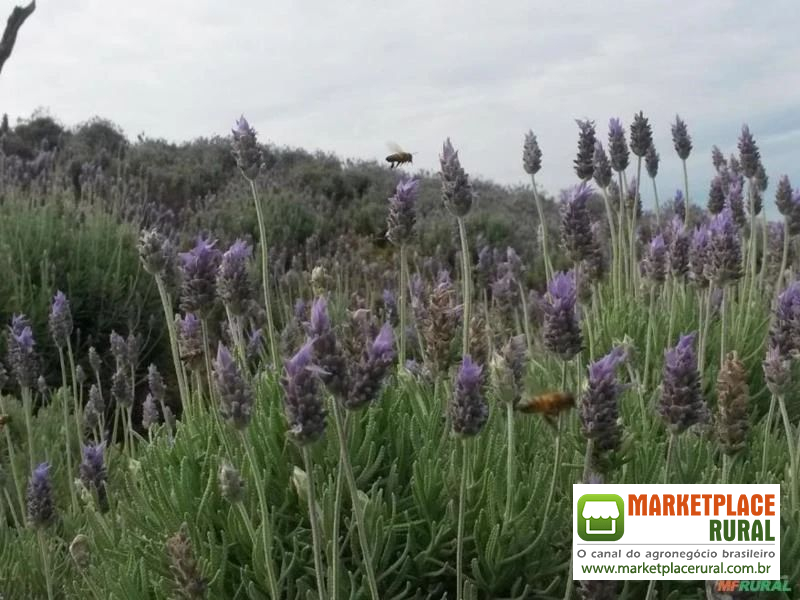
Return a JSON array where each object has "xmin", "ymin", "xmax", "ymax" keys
[{"xmin": 0, "ymin": 107, "xmax": 799, "ymax": 600}]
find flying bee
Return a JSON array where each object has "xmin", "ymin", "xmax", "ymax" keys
[
  {"xmin": 516, "ymin": 391, "xmax": 575, "ymax": 427},
  {"xmin": 0, "ymin": 414, "xmax": 10, "ymax": 430},
  {"xmin": 385, "ymin": 142, "xmax": 414, "ymax": 169}
]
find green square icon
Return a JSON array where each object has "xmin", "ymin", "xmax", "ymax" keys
[{"xmin": 577, "ymin": 494, "xmax": 625, "ymax": 541}]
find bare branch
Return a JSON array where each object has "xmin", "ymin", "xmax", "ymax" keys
[{"xmin": 0, "ymin": 1, "xmax": 36, "ymax": 76}]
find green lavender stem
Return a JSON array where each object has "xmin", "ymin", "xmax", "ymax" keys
[
  {"xmin": 301, "ymin": 446, "xmax": 328, "ymax": 600},
  {"xmin": 600, "ymin": 186, "xmax": 620, "ymax": 303},
  {"xmin": 503, "ymin": 401, "xmax": 516, "ymax": 522},
  {"xmin": 37, "ymin": 529, "xmax": 55, "ymax": 600},
  {"xmin": 777, "ymin": 396, "xmax": 798, "ymax": 510},
  {"xmin": 58, "ymin": 349, "xmax": 78, "ymax": 511},
  {"xmin": 155, "ymin": 277, "xmax": 190, "ymax": 414},
  {"xmin": 249, "ymin": 179, "xmax": 279, "ymax": 369},
  {"xmin": 22, "ymin": 386, "xmax": 35, "ymax": 472},
  {"xmin": 651, "ymin": 177, "xmax": 661, "ymax": 229},
  {"xmin": 457, "ymin": 217, "xmax": 472, "ymax": 357},
  {"xmin": 760, "ymin": 395, "xmax": 777, "ymax": 480},
  {"xmin": 456, "ymin": 440, "xmax": 469, "ymax": 600},
  {"xmin": 531, "ymin": 173, "xmax": 553, "ymax": 282},
  {"xmin": 399, "ymin": 243, "xmax": 409, "ymax": 367},
  {"xmin": 775, "ymin": 220, "xmax": 791, "ymax": 299},
  {"xmin": 681, "ymin": 159, "xmax": 690, "ymax": 226}
]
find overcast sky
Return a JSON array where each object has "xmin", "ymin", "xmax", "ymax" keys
[{"xmin": 4, "ymin": 0, "xmax": 800, "ymax": 214}]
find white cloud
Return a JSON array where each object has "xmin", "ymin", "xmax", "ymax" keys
[{"xmin": 3, "ymin": 0, "xmax": 799, "ymax": 214}]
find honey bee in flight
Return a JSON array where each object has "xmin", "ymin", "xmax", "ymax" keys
[
  {"xmin": 516, "ymin": 391, "xmax": 575, "ymax": 426},
  {"xmin": 0, "ymin": 414, "xmax": 10, "ymax": 431},
  {"xmin": 385, "ymin": 142, "xmax": 414, "ymax": 169}
]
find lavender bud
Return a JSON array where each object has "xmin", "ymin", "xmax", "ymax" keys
[
  {"xmin": 26, "ymin": 462, "xmax": 55, "ymax": 528},
  {"xmin": 179, "ymin": 237, "xmax": 222, "ymax": 316},
  {"xmin": 80, "ymin": 442, "xmax": 108, "ymax": 510},
  {"xmin": 439, "ymin": 138, "xmax": 473, "ymax": 217},
  {"xmin": 592, "ymin": 142, "xmax": 612, "ymax": 189},
  {"xmin": 76, "ymin": 365, "xmax": 87, "ymax": 386},
  {"xmin": 387, "ymin": 177, "xmax": 419, "ymax": 245},
  {"xmin": 776, "ymin": 175, "xmax": 793, "ymax": 217},
  {"xmin": 582, "ymin": 222, "xmax": 606, "ymax": 286},
  {"xmin": 790, "ymin": 190, "xmax": 800, "ymax": 237},
  {"xmin": 450, "ymin": 355, "xmax": 489, "ymax": 436},
  {"xmin": 213, "ymin": 343, "xmax": 253, "ymax": 430},
  {"xmin": 766, "ymin": 222, "xmax": 791, "ymax": 281},
  {"xmin": 671, "ymin": 115, "xmax": 692, "ymax": 160},
  {"xmin": 574, "ymin": 119, "xmax": 597, "ymax": 180},
  {"xmin": 246, "ymin": 328, "xmax": 263, "ymax": 362},
  {"xmin": 560, "ymin": 182, "xmax": 594, "ymax": 264},
  {"xmin": 669, "ymin": 218, "xmax": 690, "ymax": 279},
  {"xmin": 88, "ymin": 346, "xmax": 101, "ymax": 375},
  {"xmin": 111, "ymin": 368, "xmax": 131, "ymax": 408},
  {"xmin": 754, "ymin": 162, "xmax": 768, "ymax": 193},
  {"xmin": 281, "ymin": 341, "xmax": 327, "ymax": 445},
  {"xmin": 142, "ymin": 394, "xmax": 159, "ymax": 430},
  {"xmin": 37, "ymin": 375, "xmax": 48, "ymax": 396},
  {"xmin": 138, "ymin": 229, "xmax": 177, "ymax": 281},
  {"xmin": 658, "ymin": 333, "xmax": 708, "ymax": 434},
  {"xmin": 708, "ymin": 176, "xmax": 726, "ymax": 215},
  {"xmin": 166, "ymin": 523, "xmax": 208, "ymax": 600},
  {"xmin": 219, "ymin": 462, "xmax": 244, "ymax": 504},
  {"xmin": 83, "ymin": 397, "xmax": 100, "ymax": 432},
  {"xmin": 109, "ymin": 331, "xmax": 128, "ymax": 365},
  {"xmin": 89, "ymin": 383, "xmax": 105, "ymax": 413},
  {"xmin": 177, "ymin": 313, "xmax": 204, "ymax": 368},
  {"xmin": 607, "ymin": 118, "xmax": 629, "ymax": 173},
  {"xmin": 763, "ymin": 344, "xmax": 791, "ymax": 397},
  {"xmin": 48, "ymin": 290, "xmax": 73, "ymax": 348},
  {"xmin": 344, "ymin": 323, "xmax": 395, "ymax": 410},
  {"xmin": 737, "ymin": 125, "xmax": 761, "ymax": 179},
  {"xmin": 542, "ymin": 271, "xmax": 582, "ymax": 360},
  {"xmin": 309, "ymin": 297, "xmax": 349, "ymax": 398},
  {"xmin": 217, "ymin": 239, "xmax": 252, "ymax": 315},
  {"xmin": 769, "ymin": 281, "xmax": 800, "ymax": 358},
  {"xmin": 629, "ymin": 111, "xmax": 653, "ymax": 157},
  {"xmin": 711, "ymin": 146, "xmax": 727, "ymax": 172},
  {"xmin": 643, "ymin": 234, "xmax": 668, "ymax": 284},
  {"xmin": 705, "ymin": 208, "xmax": 742, "ymax": 285},
  {"xmin": 716, "ymin": 352, "xmax": 750, "ymax": 456},
  {"xmin": 522, "ymin": 130, "xmax": 542, "ymax": 175},
  {"xmin": 232, "ymin": 116, "xmax": 262, "ymax": 181},
  {"xmin": 7, "ymin": 316, "xmax": 39, "ymax": 388},
  {"xmin": 489, "ymin": 335, "xmax": 527, "ymax": 406},
  {"xmin": 581, "ymin": 345, "xmax": 627, "ymax": 453},
  {"xmin": 673, "ymin": 189, "xmax": 686, "ymax": 222}
]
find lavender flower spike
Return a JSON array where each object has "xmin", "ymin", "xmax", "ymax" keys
[
  {"xmin": 138, "ymin": 228, "xmax": 177, "ymax": 281},
  {"xmin": 281, "ymin": 341, "xmax": 327, "ymax": 445},
  {"xmin": 705, "ymin": 208, "xmax": 742, "ymax": 285},
  {"xmin": 592, "ymin": 142, "xmax": 612, "ymax": 189},
  {"xmin": 217, "ymin": 239, "xmax": 253, "ymax": 316},
  {"xmin": 439, "ymin": 138, "xmax": 473, "ymax": 217},
  {"xmin": 309, "ymin": 296, "xmax": 349, "ymax": 398},
  {"xmin": 26, "ymin": 462, "xmax": 55, "ymax": 528},
  {"xmin": 643, "ymin": 234, "xmax": 668, "ymax": 284},
  {"xmin": 80, "ymin": 442, "xmax": 108, "ymax": 510},
  {"xmin": 213, "ymin": 343, "xmax": 253, "ymax": 430},
  {"xmin": 522, "ymin": 130, "xmax": 542, "ymax": 175},
  {"xmin": 387, "ymin": 176, "xmax": 419, "ymax": 246},
  {"xmin": 560, "ymin": 181, "xmax": 594, "ymax": 264},
  {"xmin": 737, "ymin": 124, "xmax": 761, "ymax": 179},
  {"xmin": 768, "ymin": 280, "xmax": 800, "ymax": 358},
  {"xmin": 542, "ymin": 271, "xmax": 582, "ymax": 360},
  {"xmin": 645, "ymin": 143, "xmax": 659, "ymax": 179},
  {"xmin": 607, "ymin": 117, "xmax": 629, "ymax": 173},
  {"xmin": 671, "ymin": 115, "xmax": 692, "ymax": 160},
  {"xmin": 658, "ymin": 333, "xmax": 708, "ymax": 434},
  {"xmin": 345, "ymin": 323, "xmax": 396, "ymax": 410},
  {"xmin": 178, "ymin": 236, "xmax": 222, "ymax": 316},
  {"xmin": 49, "ymin": 290, "xmax": 73, "ymax": 348},
  {"xmin": 450, "ymin": 355, "xmax": 489, "ymax": 437},
  {"xmin": 232, "ymin": 115, "xmax": 262, "ymax": 180},
  {"xmin": 629, "ymin": 111, "xmax": 653, "ymax": 157},
  {"xmin": 581, "ymin": 346, "xmax": 627, "ymax": 454},
  {"xmin": 574, "ymin": 119, "xmax": 597, "ymax": 180},
  {"xmin": 7, "ymin": 315, "xmax": 39, "ymax": 388}
]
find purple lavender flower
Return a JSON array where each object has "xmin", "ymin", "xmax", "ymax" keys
[
  {"xmin": 308, "ymin": 297, "xmax": 349, "ymax": 399},
  {"xmin": 88, "ymin": 346, "xmax": 101, "ymax": 375},
  {"xmin": 592, "ymin": 141, "xmax": 612, "ymax": 189},
  {"xmin": 522, "ymin": 130, "xmax": 542, "ymax": 175},
  {"xmin": 109, "ymin": 331, "xmax": 128, "ymax": 365},
  {"xmin": 219, "ymin": 462, "xmax": 244, "ymax": 504},
  {"xmin": 111, "ymin": 367, "xmax": 131, "ymax": 408},
  {"xmin": 791, "ymin": 189, "xmax": 800, "ymax": 236},
  {"xmin": 581, "ymin": 346, "xmax": 627, "ymax": 455},
  {"xmin": 387, "ymin": 176, "xmax": 419, "ymax": 245},
  {"xmin": 542, "ymin": 271, "xmax": 582, "ymax": 360},
  {"xmin": 179, "ymin": 236, "xmax": 222, "ymax": 316},
  {"xmin": 705, "ymin": 208, "xmax": 742, "ymax": 285},
  {"xmin": 7, "ymin": 316, "xmax": 39, "ymax": 389},
  {"xmin": 645, "ymin": 143, "xmax": 659, "ymax": 179},
  {"xmin": 476, "ymin": 245, "xmax": 495, "ymax": 291},
  {"xmin": 737, "ymin": 125, "xmax": 761, "ymax": 178},
  {"xmin": 217, "ymin": 239, "xmax": 252, "ymax": 315},
  {"xmin": 769, "ymin": 281, "xmax": 800, "ymax": 358},
  {"xmin": 629, "ymin": 111, "xmax": 653, "ymax": 157},
  {"xmin": 450, "ymin": 355, "xmax": 488, "ymax": 436},
  {"xmin": 26, "ymin": 462, "xmax": 55, "ymax": 528},
  {"xmin": 294, "ymin": 298, "xmax": 309, "ymax": 322},
  {"xmin": 574, "ymin": 119, "xmax": 597, "ymax": 180},
  {"xmin": 80, "ymin": 442, "xmax": 108, "ymax": 510},
  {"xmin": 281, "ymin": 341, "xmax": 327, "ymax": 445},
  {"xmin": 711, "ymin": 146, "xmax": 726, "ymax": 172},
  {"xmin": 643, "ymin": 234, "xmax": 668, "ymax": 284},
  {"xmin": 673, "ymin": 189, "xmax": 686, "ymax": 223},
  {"xmin": 344, "ymin": 323, "xmax": 395, "ymax": 410},
  {"xmin": 177, "ymin": 313, "xmax": 203, "ymax": 368},
  {"xmin": 246, "ymin": 328, "xmax": 263, "ymax": 362},
  {"xmin": 439, "ymin": 138, "xmax": 473, "ymax": 217},
  {"xmin": 232, "ymin": 116, "xmax": 262, "ymax": 180},
  {"xmin": 726, "ymin": 179, "xmax": 746, "ymax": 231},
  {"xmin": 707, "ymin": 176, "xmax": 725, "ymax": 215},
  {"xmin": 763, "ymin": 343, "xmax": 791, "ymax": 397},
  {"xmin": 607, "ymin": 118, "xmax": 629, "ymax": 173},
  {"xmin": 142, "ymin": 394, "xmax": 159, "ymax": 430},
  {"xmin": 776, "ymin": 175, "xmax": 793, "ymax": 217},
  {"xmin": 560, "ymin": 182, "xmax": 594, "ymax": 264},
  {"xmin": 669, "ymin": 217, "xmax": 690, "ymax": 278},
  {"xmin": 671, "ymin": 115, "xmax": 692, "ymax": 160},
  {"xmin": 48, "ymin": 290, "xmax": 73, "ymax": 348},
  {"xmin": 658, "ymin": 333, "xmax": 708, "ymax": 433},
  {"xmin": 213, "ymin": 343, "xmax": 253, "ymax": 430}
]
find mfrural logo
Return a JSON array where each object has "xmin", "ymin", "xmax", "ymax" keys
[
  {"xmin": 714, "ymin": 579, "xmax": 792, "ymax": 593},
  {"xmin": 577, "ymin": 494, "xmax": 625, "ymax": 541}
]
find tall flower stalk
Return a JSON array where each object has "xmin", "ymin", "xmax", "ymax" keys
[
  {"xmin": 523, "ymin": 130, "xmax": 552, "ymax": 280},
  {"xmin": 671, "ymin": 115, "xmax": 693, "ymax": 226},
  {"xmin": 233, "ymin": 116, "xmax": 279, "ymax": 368}
]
